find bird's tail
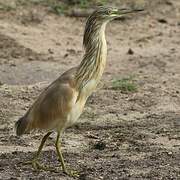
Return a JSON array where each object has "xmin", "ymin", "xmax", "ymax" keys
[{"xmin": 15, "ymin": 115, "xmax": 28, "ymax": 136}]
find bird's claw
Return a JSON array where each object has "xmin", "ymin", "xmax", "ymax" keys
[
  {"xmin": 23, "ymin": 160, "xmax": 43, "ymax": 170},
  {"xmin": 22, "ymin": 160, "xmax": 79, "ymax": 176},
  {"xmin": 23, "ymin": 159, "xmax": 59, "ymax": 173},
  {"xmin": 63, "ymin": 169, "xmax": 80, "ymax": 177}
]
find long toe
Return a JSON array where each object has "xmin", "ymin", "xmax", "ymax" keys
[
  {"xmin": 22, "ymin": 160, "xmax": 56, "ymax": 172},
  {"xmin": 63, "ymin": 169, "xmax": 80, "ymax": 177},
  {"xmin": 34, "ymin": 162, "xmax": 59, "ymax": 173},
  {"xmin": 24, "ymin": 160, "xmax": 41, "ymax": 170}
]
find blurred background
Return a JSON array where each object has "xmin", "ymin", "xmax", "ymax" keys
[{"xmin": 0, "ymin": 0, "xmax": 180, "ymax": 179}]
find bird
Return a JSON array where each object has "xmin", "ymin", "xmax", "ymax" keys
[{"xmin": 15, "ymin": 6, "xmax": 143, "ymax": 176}]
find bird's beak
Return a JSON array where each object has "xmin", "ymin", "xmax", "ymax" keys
[{"xmin": 117, "ymin": 7, "xmax": 144, "ymax": 15}]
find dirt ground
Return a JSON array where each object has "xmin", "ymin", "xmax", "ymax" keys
[{"xmin": 0, "ymin": 0, "xmax": 180, "ymax": 179}]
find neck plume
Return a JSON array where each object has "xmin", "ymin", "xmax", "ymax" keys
[{"xmin": 75, "ymin": 16, "xmax": 108, "ymax": 91}]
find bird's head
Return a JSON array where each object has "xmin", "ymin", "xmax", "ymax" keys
[
  {"xmin": 92, "ymin": 6, "xmax": 144, "ymax": 23},
  {"xmin": 83, "ymin": 6, "xmax": 143, "ymax": 48}
]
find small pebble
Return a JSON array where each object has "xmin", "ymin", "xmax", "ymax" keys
[
  {"xmin": 127, "ymin": 48, "xmax": 134, "ymax": 55},
  {"xmin": 157, "ymin": 18, "xmax": 168, "ymax": 24},
  {"xmin": 93, "ymin": 141, "xmax": 106, "ymax": 150}
]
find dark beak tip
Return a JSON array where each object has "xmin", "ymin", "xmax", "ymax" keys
[
  {"xmin": 118, "ymin": 7, "xmax": 145, "ymax": 14},
  {"xmin": 134, "ymin": 8, "xmax": 144, "ymax": 12}
]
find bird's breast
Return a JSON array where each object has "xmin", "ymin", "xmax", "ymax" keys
[
  {"xmin": 65, "ymin": 79, "xmax": 97, "ymax": 128},
  {"xmin": 65, "ymin": 90, "xmax": 85, "ymax": 128}
]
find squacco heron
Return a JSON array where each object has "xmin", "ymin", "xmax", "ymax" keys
[{"xmin": 15, "ymin": 6, "xmax": 143, "ymax": 176}]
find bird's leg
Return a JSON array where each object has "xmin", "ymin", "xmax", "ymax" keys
[
  {"xmin": 55, "ymin": 132, "xmax": 79, "ymax": 177},
  {"xmin": 55, "ymin": 132, "xmax": 68, "ymax": 173},
  {"xmin": 24, "ymin": 131, "xmax": 53, "ymax": 170},
  {"xmin": 34, "ymin": 131, "xmax": 53, "ymax": 160}
]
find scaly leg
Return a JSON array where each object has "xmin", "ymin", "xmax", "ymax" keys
[
  {"xmin": 55, "ymin": 132, "xmax": 79, "ymax": 177},
  {"xmin": 24, "ymin": 131, "xmax": 53, "ymax": 170},
  {"xmin": 55, "ymin": 132, "xmax": 68, "ymax": 173}
]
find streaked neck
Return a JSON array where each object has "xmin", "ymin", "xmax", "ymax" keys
[{"xmin": 75, "ymin": 21, "xmax": 107, "ymax": 91}]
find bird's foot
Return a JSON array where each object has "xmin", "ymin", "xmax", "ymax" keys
[
  {"xmin": 22, "ymin": 160, "xmax": 79, "ymax": 176},
  {"xmin": 23, "ymin": 160, "xmax": 59, "ymax": 173},
  {"xmin": 63, "ymin": 168, "xmax": 80, "ymax": 177}
]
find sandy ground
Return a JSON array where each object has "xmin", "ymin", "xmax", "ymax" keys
[{"xmin": 0, "ymin": 0, "xmax": 180, "ymax": 179}]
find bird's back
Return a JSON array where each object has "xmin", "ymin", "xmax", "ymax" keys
[{"xmin": 15, "ymin": 67, "xmax": 80, "ymax": 135}]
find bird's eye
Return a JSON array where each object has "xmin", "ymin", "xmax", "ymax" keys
[{"xmin": 107, "ymin": 10, "xmax": 112, "ymax": 15}]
